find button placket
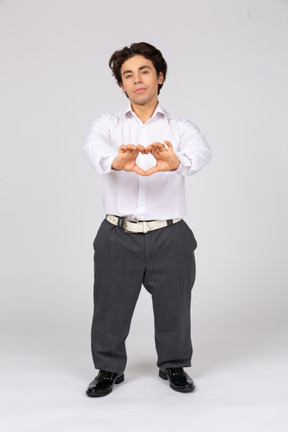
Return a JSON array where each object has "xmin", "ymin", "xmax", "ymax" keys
[{"xmin": 137, "ymin": 125, "xmax": 147, "ymax": 219}]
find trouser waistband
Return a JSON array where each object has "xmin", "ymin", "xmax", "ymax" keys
[{"xmin": 106, "ymin": 214, "xmax": 182, "ymax": 234}]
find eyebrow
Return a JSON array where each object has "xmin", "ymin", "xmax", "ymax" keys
[{"xmin": 122, "ymin": 65, "xmax": 152, "ymax": 76}]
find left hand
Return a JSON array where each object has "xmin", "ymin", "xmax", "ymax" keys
[{"xmin": 144, "ymin": 141, "xmax": 180, "ymax": 176}]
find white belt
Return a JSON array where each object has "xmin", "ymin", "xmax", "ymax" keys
[{"xmin": 106, "ymin": 215, "xmax": 182, "ymax": 234}]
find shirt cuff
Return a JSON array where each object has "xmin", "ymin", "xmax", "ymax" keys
[
  {"xmin": 101, "ymin": 153, "xmax": 118, "ymax": 174},
  {"xmin": 174, "ymin": 152, "xmax": 190, "ymax": 175},
  {"xmin": 175, "ymin": 161, "xmax": 186, "ymax": 175}
]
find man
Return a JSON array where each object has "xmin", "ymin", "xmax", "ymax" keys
[{"xmin": 83, "ymin": 42, "xmax": 212, "ymax": 397}]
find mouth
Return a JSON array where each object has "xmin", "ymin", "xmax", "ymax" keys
[{"xmin": 134, "ymin": 88, "xmax": 147, "ymax": 94}]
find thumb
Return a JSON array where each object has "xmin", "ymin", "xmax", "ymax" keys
[{"xmin": 164, "ymin": 140, "xmax": 173, "ymax": 150}]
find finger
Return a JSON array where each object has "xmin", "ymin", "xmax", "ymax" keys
[
  {"xmin": 119, "ymin": 145, "xmax": 127, "ymax": 153},
  {"xmin": 152, "ymin": 146, "xmax": 164, "ymax": 156},
  {"xmin": 126, "ymin": 145, "xmax": 136, "ymax": 154},
  {"xmin": 164, "ymin": 140, "xmax": 173, "ymax": 150},
  {"xmin": 136, "ymin": 144, "xmax": 145, "ymax": 152},
  {"xmin": 126, "ymin": 144, "xmax": 138, "ymax": 151},
  {"xmin": 146, "ymin": 165, "xmax": 160, "ymax": 176},
  {"xmin": 149, "ymin": 145, "xmax": 162, "ymax": 154},
  {"xmin": 151, "ymin": 142, "xmax": 166, "ymax": 150},
  {"xmin": 145, "ymin": 145, "xmax": 153, "ymax": 153},
  {"xmin": 151, "ymin": 149, "xmax": 162, "ymax": 158},
  {"xmin": 133, "ymin": 165, "xmax": 147, "ymax": 176}
]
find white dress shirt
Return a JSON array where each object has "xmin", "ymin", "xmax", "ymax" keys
[{"xmin": 83, "ymin": 102, "xmax": 212, "ymax": 220}]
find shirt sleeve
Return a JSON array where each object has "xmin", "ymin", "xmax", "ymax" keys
[
  {"xmin": 82, "ymin": 114, "xmax": 118, "ymax": 174},
  {"xmin": 173, "ymin": 120, "xmax": 212, "ymax": 176}
]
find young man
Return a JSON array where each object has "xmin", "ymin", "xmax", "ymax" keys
[{"xmin": 83, "ymin": 42, "xmax": 212, "ymax": 397}]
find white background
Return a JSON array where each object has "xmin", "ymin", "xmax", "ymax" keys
[{"xmin": 0, "ymin": 0, "xmax": 287, "ymax": 431}]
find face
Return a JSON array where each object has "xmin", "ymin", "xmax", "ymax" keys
[{"xmin": 120, "ymin": 55, "xmax": 163, "ymax": 107}]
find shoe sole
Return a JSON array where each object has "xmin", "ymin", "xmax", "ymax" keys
[
  {"xmin": 159, "ymin": 370, "xmax": 195, "ymax": 393},
  {"xmin": 86, "ymin": 373, "xmax": 124, "ymax": 397}
]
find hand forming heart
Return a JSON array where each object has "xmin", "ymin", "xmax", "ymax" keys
[{"xmin": 111, "ymin": 141, "xmax": 180, "ymax": 176}]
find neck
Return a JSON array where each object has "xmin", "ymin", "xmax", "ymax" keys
[{"xmin": 130, "ymin": 99, "xmax": 158, "ymax": 123}]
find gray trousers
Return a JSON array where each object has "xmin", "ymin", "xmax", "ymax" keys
[{"xmin": 91, "ymin": 218, "xmax": 197, "ymax": 373}]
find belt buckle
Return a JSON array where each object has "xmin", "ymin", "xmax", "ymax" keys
[
  {"xmin": 123, "ymin": 219, "xmax": 130, "ymax": 233},
  {"xmin": 123, "ymin": 219, "xmax": 151, "ymax": 234},
  {"xmin": 123, "ymin": 219, "xmax": 136, "ymax": 233}
]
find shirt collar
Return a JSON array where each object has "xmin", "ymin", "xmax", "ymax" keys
[{"xmin": 122, "ymin": 101, "xmax": 166, "ymax": 120}]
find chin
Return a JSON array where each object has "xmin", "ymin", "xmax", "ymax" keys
[{"xmin": 132, "ymin": 96, "xmax": 152, "ymax": 105}]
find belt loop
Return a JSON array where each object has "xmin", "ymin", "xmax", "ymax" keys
[
  {"xmin": 117, "ymin": 217, "xmax": 125, "ymax": 228},
  {"xmin": 167, "ymin": 219, "xmax": 173, "ymax": 226}
]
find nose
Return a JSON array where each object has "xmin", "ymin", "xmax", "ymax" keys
[{"xmin": 134, "ymin": 73, "xmax": 142, "ymax": 84}]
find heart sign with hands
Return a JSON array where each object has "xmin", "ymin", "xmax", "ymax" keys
[
  {"xmin": 111, "ymin": 144, "xmax": 147, "ymax": 176},
  {"xmin": 112, "ymin": 141, "xmax": 180, "ymax": 176}
]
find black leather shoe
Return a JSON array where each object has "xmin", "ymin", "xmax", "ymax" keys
[
  {"xmin": 159, "ymin": 367, "xmax": 195, "ymax": 393},
  {"xmin": 86, "ymin": 370, "xmax": 124, "ymax": 397}
]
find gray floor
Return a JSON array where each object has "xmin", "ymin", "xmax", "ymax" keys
[{"xmin": 1, "ymin": 324, "xmax": 287, "ymax": 432}]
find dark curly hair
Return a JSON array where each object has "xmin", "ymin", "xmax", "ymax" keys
[{"xmin": 109, "ymin": 42, "xmax": 167, "ymax": 95}]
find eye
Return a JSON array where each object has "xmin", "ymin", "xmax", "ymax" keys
[
  {"xmin": 142, "ymin": 70, "xmax": 149, "ymax": 74},
  {"xmin": 125, "ymin": 74, "xmax": 132, "ymax": 79}
]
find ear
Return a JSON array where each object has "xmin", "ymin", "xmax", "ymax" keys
[
  {"xmin": 157, "ymin": 72, "xmax": 164, "ymax": 85},
  {"xmin": 119, "ymin": 82, "xmax": 126, "ymax": 94}
]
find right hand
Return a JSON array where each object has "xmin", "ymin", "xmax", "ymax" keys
[{"xmin": 112, "ymin": 144, "xmax": 146, "ymax": 176}]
